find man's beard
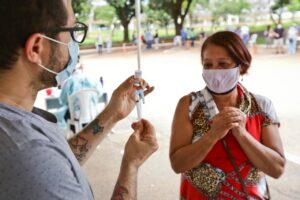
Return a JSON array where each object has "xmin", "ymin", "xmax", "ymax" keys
[{"xmin": 40, "ymin": 44, "xmax": 68, "ymax": 88}]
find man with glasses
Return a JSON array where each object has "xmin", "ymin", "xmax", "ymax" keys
[{"xmin": 0, "ymin": 1, "xmax": 157, "ymax": 200}]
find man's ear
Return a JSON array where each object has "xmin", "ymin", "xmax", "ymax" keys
[{"xmin": 24, "ymin": 33, "xmax": 45, "ymax": 65}]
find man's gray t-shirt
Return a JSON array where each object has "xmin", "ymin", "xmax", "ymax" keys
[{"xmin": 0, "ymin": 103, "xmax": 94, "ymax": 200}]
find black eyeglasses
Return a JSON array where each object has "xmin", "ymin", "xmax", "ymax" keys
[{"xmin": 42, "ymin": 22, "xmax": 88, "ymax": 43}]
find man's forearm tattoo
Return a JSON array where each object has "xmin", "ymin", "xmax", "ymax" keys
[
  {"xmin": 111, "ymin": 184, "xmax": 129, "ymax": 200},
  {"xmin": 70, "ymin": 135, "xmax": 90, "ymax": 162},
  {"xmin": 88, "ymin": 118, "xmax": 104, "ymax": 135}
]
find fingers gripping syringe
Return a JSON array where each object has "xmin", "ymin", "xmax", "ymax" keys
[{"xmin": 134, "ymin": 70, "xmax": 144, "ymax": 120}]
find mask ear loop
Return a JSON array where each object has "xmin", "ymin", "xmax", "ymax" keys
[
  {"xmin": 37, "ymin": 34, "xmax": 70, "ymax": 75},
  {"xmin": 38, "ymin": 63, "xmax": 58, "ymax": 75},
  {"xmin": 41, "ymin": 35, "xmax": 69, "ymax": 46}
]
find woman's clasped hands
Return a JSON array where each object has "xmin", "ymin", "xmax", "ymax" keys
[{"xmin": 210, "ymin": 107, "xmax": 247, "ymax": 140}]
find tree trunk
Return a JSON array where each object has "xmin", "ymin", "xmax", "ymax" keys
[
  {"xmin": 122, "ymin": 22, "xmax": 129, "ymax": 43},
  {"xmin": 278, "ymin": 13, "xmax": 282, "ymax": 24},
  {"xmin": 175, "ymin": 21, "xmax": 183, "ymax": 36},
  {"xmin": 269, "ymin": 12, "xmax": 276, "ymax": 25},
  {"xmin": 169, "ymin": 0, "xmax": 192, "ymax": 36},
  {"xmin": 189, "ymin": 13, "xmax": 193, "ymax": 28}
]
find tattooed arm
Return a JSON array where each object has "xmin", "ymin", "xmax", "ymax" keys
[
  {"xmin": 68, "ymin": 76, "xmax": 154, "ymax": 165},
  {"xmin": 68, "ymin": 107, "xmax": 116, "ymax": 165},
  {"xmin": 111, "ymin": 162, "xmax": 137, "ymax": 200},
  {"xmin": 111, "ymin": 119, "xmax": 158, "ymax": 200}
]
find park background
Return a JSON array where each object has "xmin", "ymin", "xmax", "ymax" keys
[{"xmin": 35, "ymin": 0, "xmax": 300, "ymax": 199}]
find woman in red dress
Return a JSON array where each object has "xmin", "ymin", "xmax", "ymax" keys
[{"xmin": 170, "ymin": 31, "xmax": 285, "ymax": 200}]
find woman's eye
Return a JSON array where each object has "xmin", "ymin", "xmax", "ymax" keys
[
  {"xmin": 203, "ymin": 63, "xmax": 212, "ymax": 69},
  {"xmin": 219, "ymin": 62, "xmax": 232, "ymax": 68}
]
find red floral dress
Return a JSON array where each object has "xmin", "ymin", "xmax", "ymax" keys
[{"xmin": 180, "ymin": 84, "xmax": 279, "ymax": 200}]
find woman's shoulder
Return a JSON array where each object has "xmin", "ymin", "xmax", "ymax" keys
[
  {"xmin": 176, "ymin": 88, "xmax": 209, "ymax": 110},
  {"xmin": 176, "ymin": 91, "xmax": 203, "ymax": 110},
  {"xmin": 251, "ymin": 93, "xmax": 274, "ymax": 110},
  {"xmin": 177, "ymin": 93, "xmax": 193, "ymax": 107},
  {"xmin": 251, "ymin": 93, "xmax": 280, "ymax": 125},
  {"xmin": 178, "ymin": 90, "xmax": 203, "ymax": 104}
]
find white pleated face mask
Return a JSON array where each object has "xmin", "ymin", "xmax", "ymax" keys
[
  {"xmin": 202, "ymin": 66, "xmax": 240, "ymax": 94},
  {"xmin": 38, "ymin": 35, "xmax": 79, "ymax": 87}
]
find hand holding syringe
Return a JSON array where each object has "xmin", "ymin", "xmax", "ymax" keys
[{"xmin": 134, "ymin": 70, "xmax": 144, "ymax": 120}]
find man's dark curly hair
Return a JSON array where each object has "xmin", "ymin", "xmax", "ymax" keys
[{"xmin": 0, "ymin": 0, "xmax": 68, "ymax": 70}]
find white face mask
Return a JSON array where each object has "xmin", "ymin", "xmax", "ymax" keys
[
  {"xmin": 202, "ymin": 66, "xmax": 240, "ymax": 94},
  {"xmin": 38, "ymin": 35, "xmax": 79, "ymax": 87}
]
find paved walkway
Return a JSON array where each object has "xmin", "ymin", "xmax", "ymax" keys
[{"xmin": 37, "ymin": 44, "xmax": 300, "ymax": 199}]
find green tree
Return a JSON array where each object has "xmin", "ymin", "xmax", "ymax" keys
[
  {"xmin": 287, "ymin": 0, "xmax": 300, "ymax": 22},
  {"xmin": 210, "ymin": 0, "xmax": 250, "ymax": 27},
  {"xmin": 72, "ymin": 0, "xmax": 92, "ymax": 21},
  {"xmin": 94, "ymin": 5, "xmax": 116, "ymax": 26},
  {"xmin": 149, "ymin": 0, "xmax": 193, "ymax": 35},
  {"xmin": 188, "ymin": 0, "xmax": 209, "ymax": 27},
  {"xmin": 144, "ymin": 6, "xmax": 172, "ymax": 35},
  {"xmin": 270, "ymin": 0, "xmax": 290, "ymax": 24},
  {"xmin": 105, "ymin": 0, "xmax": 138, "ymax": 42}
]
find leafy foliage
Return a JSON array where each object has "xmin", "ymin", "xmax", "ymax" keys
[
  {"xmin": 105, "ymin": 0, "xmax": 138, "ymax": 42},
  {"xmin": 270, "ymin": 0, "xmax": 290, "ymax": 24},
  {"xmin": 94, "ymin": 5, "xmax": 116, "ymax": 25},
  {"xmin": 287, "ymin": 0, "xmax": 300, "ymax": 12},
  {"xmin": 106, "ymin": 0, "xmax": 136, "ymax": 22},
  {"xmin": 144, "ymin": 6, "xmax": 172, "ymax": 27},
  {"xmin": 72, "ymin": 0, "xmax": 92, "ymax": 21},
  {"xmin": 210, "ymin": 0, "xmax": 250, "ymax": 16},
  {"xmin": 271, "ymin": 0, "xmax": 290, "ymax": 11},
  {"xmin": 149, "ymin": 0, "xmax": 193, "ymax": 35}
]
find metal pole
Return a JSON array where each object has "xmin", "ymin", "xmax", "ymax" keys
[{"xmin": 135, "ymin": 0, "xmax": 142, "ymax": 70}]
